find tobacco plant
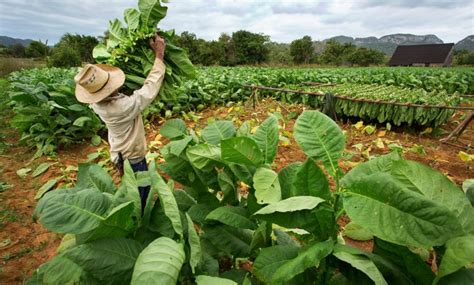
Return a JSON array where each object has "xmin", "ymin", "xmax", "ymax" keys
[
  {"xmin": 8, "ymin": 68, "xmax": 104, "ymax": 156},
  {"xmin": 29, "ymin": 111, "xmax": 473, "ymax": 284}
]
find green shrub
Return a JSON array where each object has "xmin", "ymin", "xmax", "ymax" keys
[{"xmin": 48, "ymin": 46, "xmax": 81, "ymax": 68}]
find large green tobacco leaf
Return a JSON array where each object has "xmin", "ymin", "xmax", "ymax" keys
[
  {"xmin": 255, "ymin": 207, "xmax": 331, "ymax": 237},
  {"xmin": 278, "ymin": 162, "xmax": 301, "ymax": 199},
  {"xmin": 272, "ymin": 239, "xmax": 334, "ymax": 283},
  {"xmin": 76, "ymin": 163, "xmax": 117, "ymax": 194},
  {"xmin": 148, "ymin": 202, "xmax": 175, "ymax": 238},
  {"xmin": 174, "ymin": 189, "xmax": 197, "ymax": 212},
  {"xmin": 160, "ymin": 145, "xmax": 197, "ymax": 186},
  {"xmin": 195, "ymin": 276, "xmax": 237, "ymax": 285},
  {"xmin": 115, "ymin": 161, "xmax": 142, "ymax": 218},
  {"xmin": 343, "ymin": 222, "xmax": 373, "ymax": 241},
  {"xmin": 186, "ymin": 213, "xmax": 201, "ymax": 274},
  {"xmin": 57, "ymin": 234, "xmax": 76, "ymax": 254},
  {"xmin": 168, "ymin": 136, "xmax": 193, "ymax": 156},
  {"xmin": 252, "ymin": 245, "xmax": 299, "ymax": 284},
  {"xmin": 34, "ymin": 188, "xmax": 111, "ymax": 234},
  {"xmin": 131, "ymin": 237, "xmax": 185, "ymax": 285},
  {"xmin": 203, "ymin": 225, "xmax": 252, "ymax": 257},
  {"xmin": 218, "ymin": 171, "xmax": 237, "ymax": 204},
  {"xmin": 138, "ymin": 0, "xmax": 168, "ymax": 29},
  {"xmin": 333, "ymin": 244, "xmax": 387, "ymax": 285},
  {"xmin": 228, "ymin": 163, "xmax": 255, "ymax": 185},
  {"xmin": 202, "ymin": 120, "xmax": 236, "ymax": 145},
  {"xmin": 252, "ymin": 114, "xmax": 279, "ymax": 164},
  {"xmin": 373, "ymin": 237, "xmax": 434, "ymax": 285},
  {"xmin": 206, "ymin": 206, "xmax": 257, "ymax": 230},
  {"xmin": 343, "ymin": 173, "xmax": 463, "ymax": 248},
  {"xmin": 221, "ymin": 137, "xmax": 264, "ymax": 166},
  {"xmin": 27, "ymin": 256, "xmax": 85, "ymax": 285},
  {"xmin": 65, "ymin": 237, "xmax": 143, "ymax": 284},
  {"xmin": 333, "ymin": 246, "xmax": 388, "ymax": 285},
  {"xmin": 390, "ymin": 160, "xmax": 474, "ymax": 234},
  {"xmin": 341, "ymin": 152, "xmax": 401, "ymax": 188},
  {"xmin": 186, "ymin": 144, "xmax": 222, "ymax": 171},
  {"xmin": 149, "ymin": 161, "xmax": 183, "ymax": 237},
  {"xmin": 76, "ymin": 201, "xmax": 135, "ymax": 244},
  {"xmin": 292, "ymin": 158, "xmax": 331, "ymax": 200},
  {"xmin": 294, "ymin": 110, "xmax": 345, "ymax": 175},
  {"xmin": 253, "ymin": 167, "xmax": 281, "ymax": 204},
  {"xmin": 160, "ymin": 119, "xmax": 187, "ymax": 139},
  {"xmin": 438, "ymin": 268, "xmax": 474, "ymax": 285},
  {"xmin": 250, "ymin": 221, "xmax": 271, "ymax": 251},
  {"xmin": 124, "ymin": 8, "xmax": 140, "ymax": 31},
  {"xmin": 108, "ymin": 19, "xmax": 127, "ymax": 44},
  {"xmin": 253, "ymin": 196, "xmax": 325, "ymax": 215},
  {"xmin": 436, "ymin": 235, "xmax": 474, "ymax": 282}
]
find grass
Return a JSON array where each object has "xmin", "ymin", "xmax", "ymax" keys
[
  {"xmin": 0, "ymin": 208, "xmax": 21, "ymax": 229},
  {"xmin": 0, "ymin": 57, "xmax": 46, "ymax": 78}
]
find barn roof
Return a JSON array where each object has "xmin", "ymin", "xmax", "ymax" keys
[{"xmin": 388, "ymin": 43, "xmax": 454, "ymax": 66}]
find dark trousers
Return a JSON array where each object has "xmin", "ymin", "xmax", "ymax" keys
[{"xmin": 129, "ymin": 158, "xmax": 150, "ymax": 214}]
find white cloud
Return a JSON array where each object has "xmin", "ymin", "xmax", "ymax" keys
[{"xmin": 0, "ymin": 0, "xmax": 472, "ymax": 44}]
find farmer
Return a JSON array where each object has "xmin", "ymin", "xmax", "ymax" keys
[{"xmin": 73, "ymin": 34, "xmax": 166, "ymax": 214}]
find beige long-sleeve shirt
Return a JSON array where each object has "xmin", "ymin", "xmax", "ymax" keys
[{"xmin": 91, "ymin": 58, "xmax": 166, "ymax": 164}]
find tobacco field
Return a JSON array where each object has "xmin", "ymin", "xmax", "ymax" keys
[{"xmin": 0, "ymin": 0, "xmax": 473, "ymax": 284}]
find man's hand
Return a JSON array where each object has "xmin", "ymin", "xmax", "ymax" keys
[{"xmin": 149, "ymin": 34, "xmax": 165, "ymax": 61}]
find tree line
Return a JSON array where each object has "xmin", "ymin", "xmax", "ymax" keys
[
  {"xmin": 173, "ymin": 31, "xmax": 388, "ymax": 66},
  {"xmin": 0, "ymin": 34, "xmax": 98, "ymax": 68},
  {"xmin": 2, "ymin": 30, "xmax": 473, "ymax": 67}
]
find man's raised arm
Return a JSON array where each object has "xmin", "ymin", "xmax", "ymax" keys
[{"xmin": 131, "ymin": 34, "xmax": 166, "ymax": 112}]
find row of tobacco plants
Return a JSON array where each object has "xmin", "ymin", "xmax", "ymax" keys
[
  {"xmin": 30, "ymin": 110, "xmax": 473, "ymax": 284},
  {"xmin": 5, "ymin": 64, "xmax": 471, "ymax": 156}
]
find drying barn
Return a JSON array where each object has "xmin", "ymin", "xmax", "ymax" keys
[{"xmin": 388, "ymin": 43, "xmax": 455, "ymax": 67}]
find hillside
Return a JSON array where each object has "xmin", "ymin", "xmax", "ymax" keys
[
  {"xmin": 325, "ymin": 34, "xmax": 444, "ymax": 55},
  {"xmin": 455, "ymin": 35, "xmax": 474, "ymax": 51},
  {"xmin": 0, "ymin": 36, "xmax": 33, "ymax": 47}
]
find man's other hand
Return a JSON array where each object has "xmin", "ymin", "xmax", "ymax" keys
[{"xmin": 149, "ymin": 34, "xmax": 165, "ymax": 60}]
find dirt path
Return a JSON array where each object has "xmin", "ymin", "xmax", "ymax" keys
[{"xmin": 0, "ymin": 98, "xmax": 472, "ymax": 283}]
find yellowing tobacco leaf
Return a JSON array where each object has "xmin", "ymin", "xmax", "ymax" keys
[
  {"xmin": 374, "ymin": 138, "xmax": 385, "ymax": 149},
  {"xmin": 362, "ymin": 146, "xmax": 372, "ymax": 160},
  {"xmin": 344, "ymin": 160, "xmax": 361, "ymax": 169},
  {"xmin": 420, "ymin": 128, "xmax": 432, "ymax": 135},
  {"xmin": 353, "ymin": 121, "xmax": 364, "ymax": 130},
  {"xmin": 352, "ymin": 143, "xmax": 364, "ymax": 152},
  {"xmin": 279, "ymin": 135, "xmax": 290, "ymax": 147},
  {"xmin": 458, "ymin": 151, "xmax": 474, "ymax": 162},
  {"xmin": 363, "ymin": 125, "xmax": 376, "ymax": 135},
  {"xmin": 377, "ymin": 130, "xmax": 386, "ymax": 137}
]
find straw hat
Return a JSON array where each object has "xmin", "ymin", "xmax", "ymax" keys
[{"xmin": 74, "ymin": 64, "xmax": 125, "ymax": 103}]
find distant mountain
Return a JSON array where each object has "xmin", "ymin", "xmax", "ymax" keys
[
  {"xmin": 0, "ymin": 36, "xmax": 33, "ymax": 47},
  {"xmin": 324, "ymin": 34, "xmax": 444, "ymax": 55},
  {"xmin": 455, "ymin": 35, "xmax": 474, "ymax": 51}
]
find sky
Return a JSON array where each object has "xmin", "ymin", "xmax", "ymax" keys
[{"xmin": 0, "ymin": 0, "xmax": 472, "ymax": 44}]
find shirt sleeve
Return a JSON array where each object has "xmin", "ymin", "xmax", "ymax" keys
[{"xmin": 129, "ymin": 58, "xmax": 166, "ymax": 113}]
